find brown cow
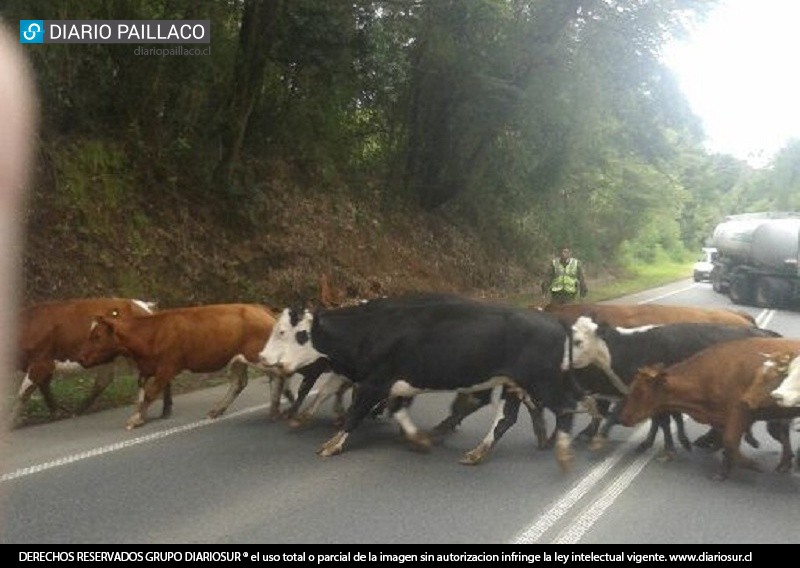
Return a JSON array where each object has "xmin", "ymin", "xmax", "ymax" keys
[
  {"xmin": 618, "ymin": 337, "xmax": 800, "ymax": 480},
  {"xmin": 12, "ymin": 297, "xmax": 157, "ymax": 426},
  {"xmin": 542, "ymin": 302, "xmax": 756, "ymax": 327},
  {"xmin": 76, "ymin": 303, "xmax": 286, "ymax": 430}
]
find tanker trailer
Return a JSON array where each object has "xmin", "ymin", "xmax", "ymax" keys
[{"xmin": 709, "ymin": 213, "xmax": 800, "ymax": 308}]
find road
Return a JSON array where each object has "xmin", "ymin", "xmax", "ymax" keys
[{"xmin": 1, "ymin": 280, "xmax": 797, "ymax": 544}]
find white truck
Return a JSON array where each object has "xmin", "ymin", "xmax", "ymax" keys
[{"xmin": 709, "ymin": 212, "xmax": 800, "ymax": 308}]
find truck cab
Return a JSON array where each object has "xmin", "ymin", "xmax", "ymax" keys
[{"xmin": 692, "ymin": 247, "xmax": 718, "ymax": 282}]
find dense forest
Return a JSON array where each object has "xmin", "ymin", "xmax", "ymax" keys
[{"xmin": 6, "ymin": 0, "xmax": 800, "ymax": 307}]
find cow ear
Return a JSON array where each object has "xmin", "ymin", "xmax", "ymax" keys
[{"xmin": 596, "ymin": 320, "xmax": 612, "ymax": 337}]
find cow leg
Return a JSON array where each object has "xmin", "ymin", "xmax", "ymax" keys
[
  {"xmin": 267, "ymin": 374, "xmax": 285, "ymax": 421},
  {"xmin": 389, "ymin": 399, "xmax": 432, "ymax": 453},
  {"xmin": 9, "ymin": 371, "xmax": 41, "ymax": 426},
  {"xmin": 318, "ymin": 383, "xmax": 387, "ymax": 457},
  {"xmin": 672, "ymin": 413, "xmax": 692, "ymax": 452},
  {"xmin": 208, "ymin": 362, "xmax": 249, "ymax": 419},
  {"xmin": 652, "ymin": 414, "xmax": 677, "ymax": 462},
  {"xmin": 126, "ymin": 371, "xmax": 174, "ymax": 430},
  {"xmin": 9, "ymin": 361, "xmax": 59, "ymax": 426},
  {"xmin": 577, "ymin": 398, "xmax": 610, "ymax": 442},
  {"xmin": 766, "ymin": 420, "xmax": 793, "ymax": 473},
  {"xmin": 717, "ymin": 404, "xmax": 758, "ymax": 481},
  {"xmin": 332, "ymin": 381, "xmax": 353, "ymax": 427},
  {"xmin": 553, "ymin": 410, "xmax": 576, "ymax": 472},
  {"xmin": 460, "ymin": 393, "xmax": 521, "ymax": 465},
  {"xmin": 283, "ymin": 373, "xmax": 320, "ymax": 420},
  {"xmin": 289, "ymin": 373, "xmax": 347, "ymax": 429},
  {"xmin": 429, "ymin": 390, "xmax": 491, "ymax": 442},
  {"xmin": 524, "ymin": 400, "xmax": 549, "ymax": 450},
  {"xmin": 591, "ymin": 400, "xmax": 623, "ymax": 451},
  {"xmin": 75, "ymin": 366, "xmax": 114, "ymax": 415},
  {"xmin": 636, "ymin": 418, "xmax": 660, "ymax": 452},
  {"xmin": 161, "ymin": 382, "xmax": 173, "ymax": 417}
]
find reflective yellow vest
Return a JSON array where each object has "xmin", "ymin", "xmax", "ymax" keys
[{"xmin": 551, "ymin": 258, "xmax": 579, "ymax": 294}]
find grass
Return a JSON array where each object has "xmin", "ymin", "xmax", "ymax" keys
[
  {"xmin": 11, "ymin": 259, "xmax": 694, "ymax": 428},
  {"xmin": 14, "ymin": 370, "xmax": 231, "ymax": 427},
  {"xmin": 588, "ymin": 259, "xmax": 694, "ymax": 302}
]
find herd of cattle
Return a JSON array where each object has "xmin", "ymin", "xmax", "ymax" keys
[{"xmin": 11, "ymin": 292, "xmax": 800, "ymax": 481}]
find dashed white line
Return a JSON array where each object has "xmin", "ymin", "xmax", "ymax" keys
[
  {"xmin": 0, "ymin": 403, "xmax": 269, "ymax": 483},
  {"xmin": 552, "ymin": 450, "xmax": 652, "ymax": 543},
  {"xmin": 510, "ymin": 423, "xmax": 649, "ymax": 544}
]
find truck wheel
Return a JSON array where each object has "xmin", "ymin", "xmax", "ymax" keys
[
  {"xmin": 711, "ymin": 269, "xmax": 726, "ymax": 293},
  {"xmin": 729, "ymin": 273, "xmax": 753, "ymax": 305},
  {"xmin": 754, "ymin": 276, "xmax": 789, "ymax": 309}
]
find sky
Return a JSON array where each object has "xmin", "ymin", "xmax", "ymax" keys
[{"xmin": 662, "ymin": 0, "xmax": 800, "ymax": 168}]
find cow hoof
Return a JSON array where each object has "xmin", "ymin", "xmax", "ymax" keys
[
  {"xmin": 288, "ymin": 416, "xmax": 309, "ymax": 429},
  {"xmin": 656, "ymin": 449, "xmax": 676, "ymax": 463},
  {"xmin": 317, "ymin": 445, "xmax": 342, "ymax": 457},
  {"xmin": 407, "ymin": 432, "xmax": 433, "ymax": 453},
  {"xmin": 318, "ymin": 432, "xmax": 346, "ymax": 456},
  {"xmin": 556, "ymin": 447, "xmax": 574, "ymax": 473},
  {"xmin": 589, "ymin": 435, "xmax": 607, "ymax": 452},
  {"xmin": 125, "ymin": 419, "xmax": 144, "ymax": 430},
  {"xmin": 460, "ymin": 445, "xmax": 490, "ymax": 465},
  {"xmin": 266, "ymin": 410, "xmax": 283, "ymax": 422},
  {"xmin": 775, "ymin": 461, "xmax": 792, "ymax": 474},
  {"xmin": 207, "ymin": 409, "xmax": 223, "ymax": 419}
]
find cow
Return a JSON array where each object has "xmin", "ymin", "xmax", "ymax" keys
[
  {"xmin": 542, "ymin": 302, "xmax": 756, "ymax": 327},
  {"xmin": 12, "ymin": 297, "xmax": 157, "ymax": 427},
  {"xmin": 281, "ymin": 293, "xmax": 548, "ymax": 444},
  {"xmin": 259, "ymin": 293, "xmax": 577, "ymax": 469},
  {"xmin": 562, "ymin": 316, "xmax": 780, "ymax": 459},
  {"xmin": 768, "ymin": 352, "xmax": 800, "ymax": 407},
  {"xmin": 430, "ymin": 301, "xmax": 759, "ymax": 447},
  {"xmin": 76, "ymin": 303, "xmax": 286, "ymax": 430},
  {"xmin": 618, "ymin": 337, "xmax": 800, "ymax": 480}
]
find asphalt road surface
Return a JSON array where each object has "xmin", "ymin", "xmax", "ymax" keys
[{"xmin": 1, "ymin": 280, "xmax": 798, "ymax": 544}]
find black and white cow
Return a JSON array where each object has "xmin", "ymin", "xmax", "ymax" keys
[
  {"xmin": 259, "ymin": 293, "xmax": 577, "ymax": 468},
  {"xmin": 563, "ymin": 316, "xmax": 781, "ymax": 458}
]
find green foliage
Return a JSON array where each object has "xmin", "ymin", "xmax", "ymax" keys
[{"xmin": 13, "ymin": 0, "xmax": 794, "ymax": 297}]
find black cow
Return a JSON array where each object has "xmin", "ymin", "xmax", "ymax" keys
[
  {"xmin": 564, "ymin": 316, "xmax": 781, "ymax": 458},
  {"xmin": 259, "ymin": 293, "xmax": 577, "ymax": 468}
]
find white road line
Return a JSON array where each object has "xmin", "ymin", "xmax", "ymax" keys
[
  {"xmin": 756, "ymin": 309, "xmax": 775, "ymax": 329},
  {"xmin": 0, "ymin": 403, "xmax": 269, "ymax": 483},
  {"xmin": 636, "ymin": 284, "xmax": 699, "ymax": 304},
  {"xmin": 552, "ymin": 450, "xmax": 652, "ymax": 544},
  {"xmin": 509, "ymin": 423, "xmax": 649, "ymax": 544}
]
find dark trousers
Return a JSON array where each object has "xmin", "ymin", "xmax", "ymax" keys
[{"xmin": 549, "ymin": 291, "xmax": 579, "ymax": 305}]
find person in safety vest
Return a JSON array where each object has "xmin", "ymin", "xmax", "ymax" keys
[{"xmin": 542, "ymin": 246, "xmax": 587, "ymax": 305}]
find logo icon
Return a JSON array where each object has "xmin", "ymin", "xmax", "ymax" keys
[{"xmin": 20, "ymin": 20, "xmax": 44, "ymax": 43}]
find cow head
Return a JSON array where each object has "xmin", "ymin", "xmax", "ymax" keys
[
  {"xmin": 741, "ymin": 351, "xmax": 794, "ymax": 408},
  {"xmin": 618, "ymin": 364, "xmax": 666, "ymax": 426},
  {"xmin": 258, "ymin": 307, "xmax": 324, "ymax": 376},
  {"xmin": 76, "ymin": 316, "xmax": 128, "ymax": 368},
  {"xmin": 561, "ymin": 315, "xmax": 611, "ymax": 371},
  {"xmin": 769, "ymin": 351, "xmax": 800, "ymax": 407}
]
